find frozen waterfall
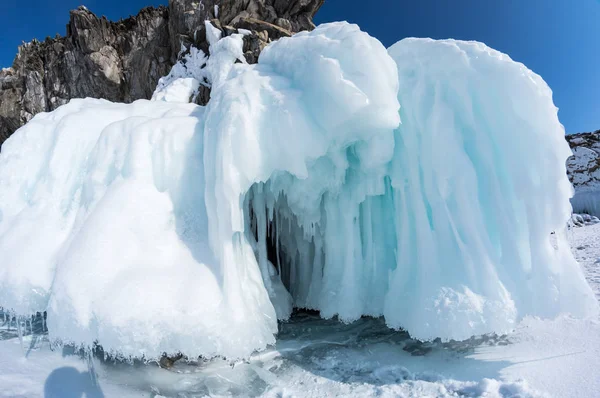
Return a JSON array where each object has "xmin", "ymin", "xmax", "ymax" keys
[{"xmin": 0, "ymin": 22, "xmax": 596, "ymax": 360}]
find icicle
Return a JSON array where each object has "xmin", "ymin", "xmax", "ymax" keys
[
  {"xmin": 253, "ymin": 184, "xmax": 272, "ymax": 294},
  {"xmin": 17, "ymin": 316, "xmax": 24, "ymax": 355},
  {"xmin": 290, "ymin": 248, "xmax": 298, "ymax": 298},
  {"xmin": 275, "ymin": 211, "xmax": 282, "ymax": 276},
  {"xmin": 361, "ymin": 198, "xmax": 375, "ymax": 296},
  {"xmin": 87, "ymin": 349, "xmax": 99, "ymax": 387}
]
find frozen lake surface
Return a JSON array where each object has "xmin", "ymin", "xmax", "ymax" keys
[{"xmin": 2, "ymin": 224, "xmax": 600, "ymax": 397}]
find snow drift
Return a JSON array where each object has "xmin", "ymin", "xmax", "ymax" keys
[{"xmin": 0, "ymin": 22, "xmax": 597, "ymax": 360}]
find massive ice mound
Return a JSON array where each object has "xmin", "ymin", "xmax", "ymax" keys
[
  {"xmin": 0, "ymin": 22, "xmax": 597, "ymax": 360},
  {"xmin": 0, "ymin": 100, "xmax": 278, "ymax": 359},
  {"xmin": 386, "ymin": 38, "xmax": 598, "ymax": 338}
]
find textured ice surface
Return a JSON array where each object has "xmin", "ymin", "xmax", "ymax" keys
[
  {"xmin": 383, "ymin": 38, "xmax": 597, "ymax": 339},
  {"xmin": 1, "ymin": 308, "xmax": 554, "ymax": 398},
  {"xmin": 0, "ymin": 22, "xmax": 597, "ymax": 360},
  {"xmin": 0, "ymin": 99, "xmax": 277, "ymax": 360},
  {"xmin": 571, "ymin": 191, "xmax": 600, "ymax": 217}
]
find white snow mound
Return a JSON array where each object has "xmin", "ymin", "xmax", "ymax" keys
[{"xmin": 0, "ymin": 22, "xmax": 596, "ymax": 360}]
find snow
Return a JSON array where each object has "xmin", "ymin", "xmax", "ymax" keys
[
  {"xmin": 567, "ymin": 146, "xmax": 600, "ymax": 189},
  {"xmin": 565, "ymin": 136, "xmax": 600, "ymax": 216},
  {"xmin": 204, "ymin": 19, "xmax": 222, "ymax": 47},
  {"xmin": 152, "ymin": 47, "xmax": 207, "ymax": 103},
  {"xmin": 569, "ymin": 222, "xmax": 600, "ymax": 301},
  {"xmin": 1, "ymin": 309, "xmax": 558, "ymax": 398},
  {"xmin": 570, "ymin": 212, "xmax": 600, "ymax": 227},
  {"xmin": 151, "ymin": 77, "xmax": 200, "ymax": 103},
  {"xmin": 151, "ymin": 21, "xmax": 246, "ymax": 104},
  {"xmin": 0, "ymin": 21, "xmax": 598, "ymax": 365}
]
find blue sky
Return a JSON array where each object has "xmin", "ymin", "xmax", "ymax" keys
[{"xmin": 1, "ymin": 0, "xmax": 598, "ymax": 133}]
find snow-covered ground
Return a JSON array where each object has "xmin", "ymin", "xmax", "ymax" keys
[
  {"xmin": 569, "ymin": 223, "xmax": 600, "ymax": 302},
  {"xmin": 1, "ymin": 224, "xmax": 599, "ymax": 398}
]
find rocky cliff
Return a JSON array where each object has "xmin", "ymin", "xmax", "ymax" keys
[
  {"xmin": 566, "ymin": 130, "xmax": 600, "ymax": 215},
  {"xmin": 0, "ymin": 0, "xmax": 324, "ymax": 148},
  {"xmin": 566, "ymin": 130, "xmax": 600, "ymax": 191}
]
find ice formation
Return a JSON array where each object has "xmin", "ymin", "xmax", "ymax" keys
[
  {"xmin": 0, "ymin": 22, "xmax": 597, "ymax": 360},
  {"xmin": 570, "ymin": 213, "xmax": 600, "ymax": 227},
  {"xmin": 571, "ymin": 192, "xmax": 600, "ymax": 218}
]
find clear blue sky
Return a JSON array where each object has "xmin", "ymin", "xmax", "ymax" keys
[{"xmin": 1, "ymin": 0, "xmax": 599, "ymax": 133}]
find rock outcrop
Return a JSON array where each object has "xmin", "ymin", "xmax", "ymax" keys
[
  {"xmin": 566, "ymin": 130, "xmax": 600, "ymax": 191},
  {"xmin": 566, "ymin": 130, "xmax": 600, "ymax": 216},
  {"xmin": 0, "ymin": 6, "xmax": 172, "ymax": 147},
  {"xmin": 168, "ymin": 0, "xmax": 323, "ymax": 61},
  {"xmin": 0, "ymin": 0, "xmax": 324, "ymax": 149}
]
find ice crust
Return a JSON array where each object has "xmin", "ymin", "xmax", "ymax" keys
[
  {"xmin": 571, "ymin": 191, "xmax": 600, "ymax": 217},
  {"xmin": 0, "ymin": 22, "xmax": 597, "ymax": 360}
]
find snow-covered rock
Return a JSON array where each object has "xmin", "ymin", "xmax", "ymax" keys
[
  {"xmin": 566, "ymin": 131, "xmax": 600, "ymax": 190},
  {"xmin": 0, "ymin": 23, "xmax": 597, "ymax": 361},
  {"xmin": 566, "ymin": 131, "xmax": 600, "ymax": 216},
  {"xmin": 0, "ymin": 0, "xmax": 324, "ymax": 149},
  {"xmin": 570, "ymin": 213, "xmax": 600, "ymax": 228}
]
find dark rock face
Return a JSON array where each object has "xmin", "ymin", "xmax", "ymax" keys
[
  {"xmin": 0, "ymin": 0, "xmax": 324, "ymax": 148},
  {"xmin": 167, "ymin": 0, "xmax": 323, "ymax": 100},
  {"xmin": 0, "ymin": 6, "xmax": 172, "ymax": 148},
  {"xmin": 168, "ymin": 0, "xmax": 322, "ymax": 59}
]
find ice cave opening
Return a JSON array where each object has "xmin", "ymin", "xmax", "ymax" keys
[
  {"xmin": 244, "ymin": 175, "xmax": 397, "ymax": 327},
  {"xmin": 244, "ymin": 181, "xmax": 322, "ymax": 319},
  {"xmin": 246, "ymin": 188, "xmax": 297, "ymax": 301}
]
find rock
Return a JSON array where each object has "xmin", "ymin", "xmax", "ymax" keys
[
  {"xmin": 222, "ymin": 25, "xmax": 238, "ymax": 37},
  {"xmin": 166, "ymin": 0, "xmax": 321, "ymax": 65},
  {"xmin": 168, "ymin": 0, "xmax": 322, "ymax": 38},
  {"xmin": 242, "ymin": 32, "xmax": 268, "ymax": 64},
  {"xmin": 565, "ymin": 130, "xmax": 600, "ymax": 216},
  {"xmin": 159, "ymin": 352, "xmax": 184, "ymax": 369},
  {"xmin": 0, "ymin": 0, "xmax": 324, "ymax": 149},
  {"xmin": 276, "ymin": 18, "xmax": 293, "ymax": 31},
  {"xmin": 235, "ymin": 17, "xmax": 293, "ymax": 40},
  {"xmin": 566, "ymin": 131, "xmax": 600, "ymax": 190},
  {"xmin": 0, "ymin": 69, "xmax": 23, "ymax": 145},
  {"xmin": 0, "ymin": 5, "xmax": 172, "ymax": 148}
]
